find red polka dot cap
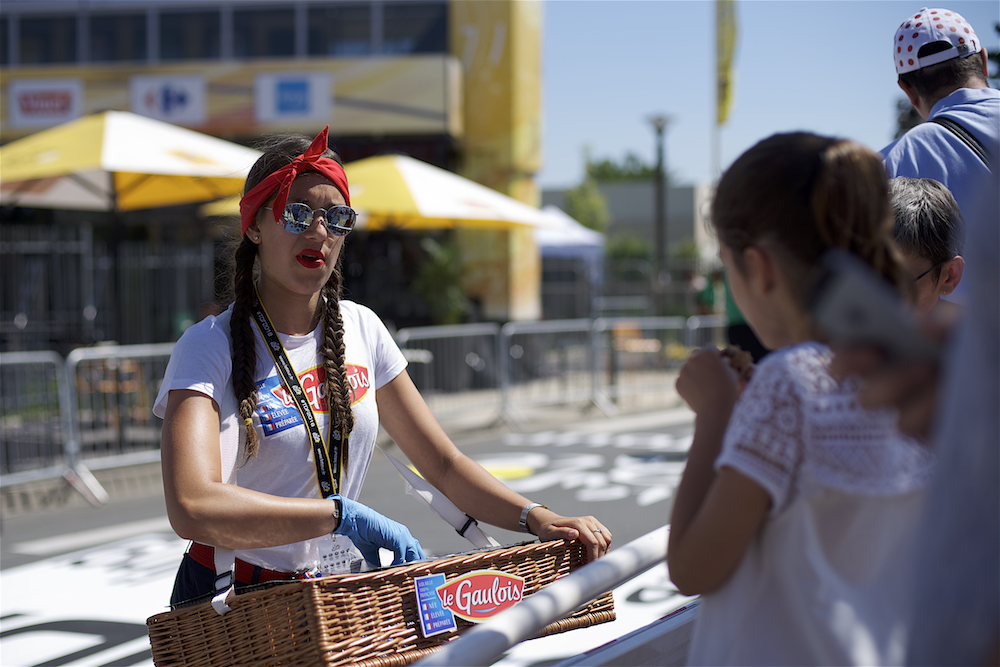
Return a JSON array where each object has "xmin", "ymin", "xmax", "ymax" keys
[{"xmin": 894, "ymin": 7, "xmax": 981, "ymax": 74}]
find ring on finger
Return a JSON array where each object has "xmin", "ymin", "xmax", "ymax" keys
[{"xmin": 594, "ymin": 529, "xmax": 603, "ymax": 534}]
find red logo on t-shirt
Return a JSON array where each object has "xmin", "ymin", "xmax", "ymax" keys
[
  {"xmin": 345, "ymin": 363, "xmax": 369, "ymax": 405},
  {"xmin": 270, "ymin": 363, "xmax": 370, "ymax": 410}
]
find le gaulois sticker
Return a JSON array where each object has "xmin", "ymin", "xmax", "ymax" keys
[{"xmin": 436, "ymin": 570, "xmax": 526, "ymax": 623}]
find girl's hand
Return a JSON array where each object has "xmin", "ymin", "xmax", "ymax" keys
[
  {"xmin": 531, "ymin": 509, "xmax": 612, "ymax": 562},
  {"xmin": 676, "ymin": 346, "xmax": 740, "ymax": 417}
]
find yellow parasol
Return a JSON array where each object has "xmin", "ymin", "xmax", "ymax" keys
[{"xmin": 0, "ymin": 110, "xmax": 261, "ymax": 211}]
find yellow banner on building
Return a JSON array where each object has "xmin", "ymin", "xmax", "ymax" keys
[
  {"xmin": 716, "ymin": 0, "xmax": 737, "ymax": 126},
  {"xmin": 0, "ymin": 56, "xmax": 463, "ymax": 142}
]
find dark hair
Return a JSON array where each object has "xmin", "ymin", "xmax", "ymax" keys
[
  {"xmin": 898, "ymin": 51, "xmax": 987, "ymax": 103},
  {"xmin": 231, "ymin": 134, "xmax": 355, "ymax": 461},
  {"xmin": 711, "ymin": 132, "xmax": 906, "ymax": 308},
  {"xmin": 889, "ymin": 177, "xmax": 965, "ymax": 281}
]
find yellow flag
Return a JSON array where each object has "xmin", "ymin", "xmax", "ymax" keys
[{"xmin": 716, "ymin": 0, "xmax": 737, "ymax": 126}]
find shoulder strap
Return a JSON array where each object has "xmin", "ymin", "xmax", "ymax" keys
[
  {"xmin": 378, "ymin": 445, "xmax": 500, "ymax": 549},
  {"xmin": 929, "ymin": 116, "xmax": 995, "ymax": 174}
]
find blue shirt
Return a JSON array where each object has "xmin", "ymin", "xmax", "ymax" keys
[{"xmin": 882, "ymin": 87, "xmax": 1000, "ymax": 302}]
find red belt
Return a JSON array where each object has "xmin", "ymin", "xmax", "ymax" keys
[{"xmin": 187, "ymin": 542, "xmax": 307, "ymax": 585}]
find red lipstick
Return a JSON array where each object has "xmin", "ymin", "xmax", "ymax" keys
[{"xmin": 296, "ymin": 250, "xmax": 324, "ymax": 269}]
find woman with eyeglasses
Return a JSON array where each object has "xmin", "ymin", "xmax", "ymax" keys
[{"xmin": 153, "ymin": 127, "xmax": 611, "ymax": 606}]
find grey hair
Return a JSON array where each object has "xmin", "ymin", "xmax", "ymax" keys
[{"xmin": 889, "ymin": 177, "xmax": 965, "ymax": 269}]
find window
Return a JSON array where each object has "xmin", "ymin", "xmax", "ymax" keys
[
  {"xmin": 19, "ymin": 15, "xmax": 77, "ymax": 64},
  {"xmin": 383, "ymin": 2, "xmax": 447, "ymax": 55},
  {"xmin": 233, "ymin": 7, "xmax": 295, "ymax": 59},
  {"xmin": 89, "ymin": 13, "xmax": 147, "ymax": 62},
  {"xmin": 308, "ymin": 4, "xmax": 371, "ymax": 57},
  {"xmin": 0, "ymin": 17, "xmax": 8, "ymax": 66},
  {"xmin": 160, "ymin": 10, "xmax": 221, "ymax": 61}
]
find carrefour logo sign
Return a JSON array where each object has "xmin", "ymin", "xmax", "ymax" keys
[{"xmin": 130, "ymin": 75, "xmax": 205, "ymax": 124}]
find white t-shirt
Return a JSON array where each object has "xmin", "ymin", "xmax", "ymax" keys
[
  {"xmin": 153, "ymin": 300, "xmax": 407, "ymax": 573},
  {"xmin": 686, "ymin": 342, "xmax": 935, "ymax": 666}
]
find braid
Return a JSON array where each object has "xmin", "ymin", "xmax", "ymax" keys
[
  {"xmin": 321, "ymin": 254, "xmax": 355, "ymax": 467},
  {"xmin": 231, "ymin": 238, "xmax": 261, "ymax": 460}
]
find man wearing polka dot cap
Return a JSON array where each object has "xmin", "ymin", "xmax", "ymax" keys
[{"xmin": 881, "ymin": 7, "xmax": 998, "ymax": 304}]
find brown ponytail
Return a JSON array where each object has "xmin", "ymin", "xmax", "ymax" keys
[
  {"xmin": 712, "ymin": 132, "xmax": 908, "ymax": 307},
  {"xmin": 810, "ymin": 139, "xmax": 908, "ymax": 291}
]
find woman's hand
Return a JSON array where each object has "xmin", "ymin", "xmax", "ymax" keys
[
  {"xmin": 334, "ymin": 495, "xmax": 425, "ymax": 566},
  {"xmin": 676, "ymin": 346, "xmax": 740, "ymax": 417},
  {"xmin": 530, "ymin": 508, "xmax": 612, "ymax": 562}
]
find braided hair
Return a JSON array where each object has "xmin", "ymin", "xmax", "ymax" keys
[{"xmin": 231, "ymin": 134, "xmax": 355, "ymax": 462}]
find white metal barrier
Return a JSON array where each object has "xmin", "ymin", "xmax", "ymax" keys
[
  {"xmin": 416, "ymin": 526, "xmax": 678, "ymax": 667},
  {"xmin": 1, "ymin": 317, "xmax": 727, "ymax": 494}
]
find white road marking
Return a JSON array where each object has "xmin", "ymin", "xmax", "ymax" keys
[{"xmin": 12, "ymin": 517, "xmax": 174, "ymax": 556}]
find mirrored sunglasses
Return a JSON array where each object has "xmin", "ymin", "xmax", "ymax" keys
[{"xmin": 264, "ymin": 203, "xmax": 357, "ymax": 236}]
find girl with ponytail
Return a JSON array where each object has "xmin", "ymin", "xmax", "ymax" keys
[
  {"xmin": 155, "ymin": 127, "xmax": 610, "ymax": 606},
  {"xmin": 666, "ymin": 133, "xmax": 934, "ymax": 665}
]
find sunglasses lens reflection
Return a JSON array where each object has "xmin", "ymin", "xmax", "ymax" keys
[
  {"xmin": 282, "ymin": 203, "xmax": 313, "ymax": 233},
  {"xmin": 278, "ymin": 203, "xmax": 355, "ymax": 235},
  {"xmin": 329, "ymin": 207, "xmax": 356, "ymax": 232}
]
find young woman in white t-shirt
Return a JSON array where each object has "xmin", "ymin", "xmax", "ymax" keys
[
  {"xmin": 155, "ymin": 127, "xmax": 611, "ymax": 606},
  {"xmin": 666, "ymin": 133, "xmax": 935, "ymax": 665}
]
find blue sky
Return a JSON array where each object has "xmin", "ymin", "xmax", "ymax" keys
[{"xmin": 536, "ymin": 0, "xmax": 999, "ymax": 189}]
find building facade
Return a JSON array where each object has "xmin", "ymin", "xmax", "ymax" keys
[{"xmin": 1, "ymin": 0, "xmax": 544, "ymax": 349}]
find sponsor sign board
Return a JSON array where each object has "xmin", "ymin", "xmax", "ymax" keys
[
  {"xmin": 415, "ymin": 568, "xmax": 526, "ymax": 631},
  {"xmin": 130, "ymin": 75, "xmax": 206, "ymax": 125},
  {"xmin": 414, "ymin": 573, "xmax": 458, "ymax": 637},
  {"xmin": 255, "ymin": 72, "xmax": 332, "ymax": 123},
  {"xmin": 8, "ymin": 79, "xmax": 82, "ymax": 127}
]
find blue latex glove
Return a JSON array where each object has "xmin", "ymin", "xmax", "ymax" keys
[{"xmin": 333, "ymin": 495, "xmax": 425, "ymax": 567}]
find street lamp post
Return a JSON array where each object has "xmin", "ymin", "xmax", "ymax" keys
[{"xmin": 648, "ymin": 115, "xmax": 671, "ymax": 288}]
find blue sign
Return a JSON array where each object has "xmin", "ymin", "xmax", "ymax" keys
[
  {"xmin": 414, "ymin": 573, "xmax": 456, "ymax": 638},
  {"xmin": 277, "ymin": 80, "xmax": 310, "ymax": 114},
  {"xmin": 255, "ymin": 375, "xmax": 303, "ymax": 436}
]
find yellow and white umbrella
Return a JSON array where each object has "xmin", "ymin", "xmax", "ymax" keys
[
  {"xmin": 202, "ymin": 154, "xmax": 555, "ymax": 230},
  {"xmin": 0, "ymin": 110, "xmax": 261, "ymax": 211},
  {"xmin": 345, "ymin": 154, "xmax": 554, "ymax": 230}
]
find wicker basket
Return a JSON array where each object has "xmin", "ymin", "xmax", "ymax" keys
[{"xmin": 147, "ymin": 540, "xmax": 616, "ymax": 667}]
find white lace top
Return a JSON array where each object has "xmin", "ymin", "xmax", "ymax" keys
[
  {"xmin": 687, "ymin": 342, "xmax": 936, "ymax": 666},
  {"xmin": 718, "ymin": 341, "xmax": 933, "ymax": 513}
]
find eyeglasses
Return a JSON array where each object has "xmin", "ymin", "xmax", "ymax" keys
[
  {"xmin": 264, "ymin": 203, "xmax": 357, "ymax": 236},
  {"xmin": 913, "ymin": 260, "xmax": 946, "ymax": 283}
]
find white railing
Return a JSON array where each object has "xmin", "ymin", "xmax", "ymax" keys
[{"xmin": 416, "ymin": 526, "xmax": 677, "ymax": 667}]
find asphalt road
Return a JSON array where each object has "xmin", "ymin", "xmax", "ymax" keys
[{"xmin": 0, "ymin": 404, "xmax": 696, "ymax": 667}]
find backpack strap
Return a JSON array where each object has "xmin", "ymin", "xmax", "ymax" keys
[{"xmin": 929, "ymin": 116, "xmax": 995, "ymax": 174}]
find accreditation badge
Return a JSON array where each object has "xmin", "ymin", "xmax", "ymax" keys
[{"xmin": 316, "ymin": 534, "xmax": 371, "ymax": 575}]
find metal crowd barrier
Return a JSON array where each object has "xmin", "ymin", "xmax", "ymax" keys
[
  {"xmin": 0, "ymin": 351, "xmax": 69, "ymax": 481},
  {"xmin": 1, "ymin": 316, "xmax": 727, "ymax": 499},
  {"xmin": 395, "ymin": 322, "xmax": 503, "ymax": 423}
]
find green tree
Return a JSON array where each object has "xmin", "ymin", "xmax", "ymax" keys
[
  {"xmin": 411, "ymin": 236, "xmax": 468, "ymax": 325},
  {"xmin": 587, "ymin": 152, "xmax": 656, "ymax": 182},
  {"xmin": 563, "ymin": 175, "xmax": 611, "ymax": 232},
  {"xmin": 605, "ymin": 234, "xmax": 652, "ymax": 261}
]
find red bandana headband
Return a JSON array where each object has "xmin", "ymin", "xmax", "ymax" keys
[{"xmin": 239, "ymin": 125, "xmax": 351, "ymax": 236}]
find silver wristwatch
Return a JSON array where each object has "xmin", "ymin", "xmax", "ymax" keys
[{"xmin": 519, "ymin": 502, "xmax": 548, "ymax": 535}]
